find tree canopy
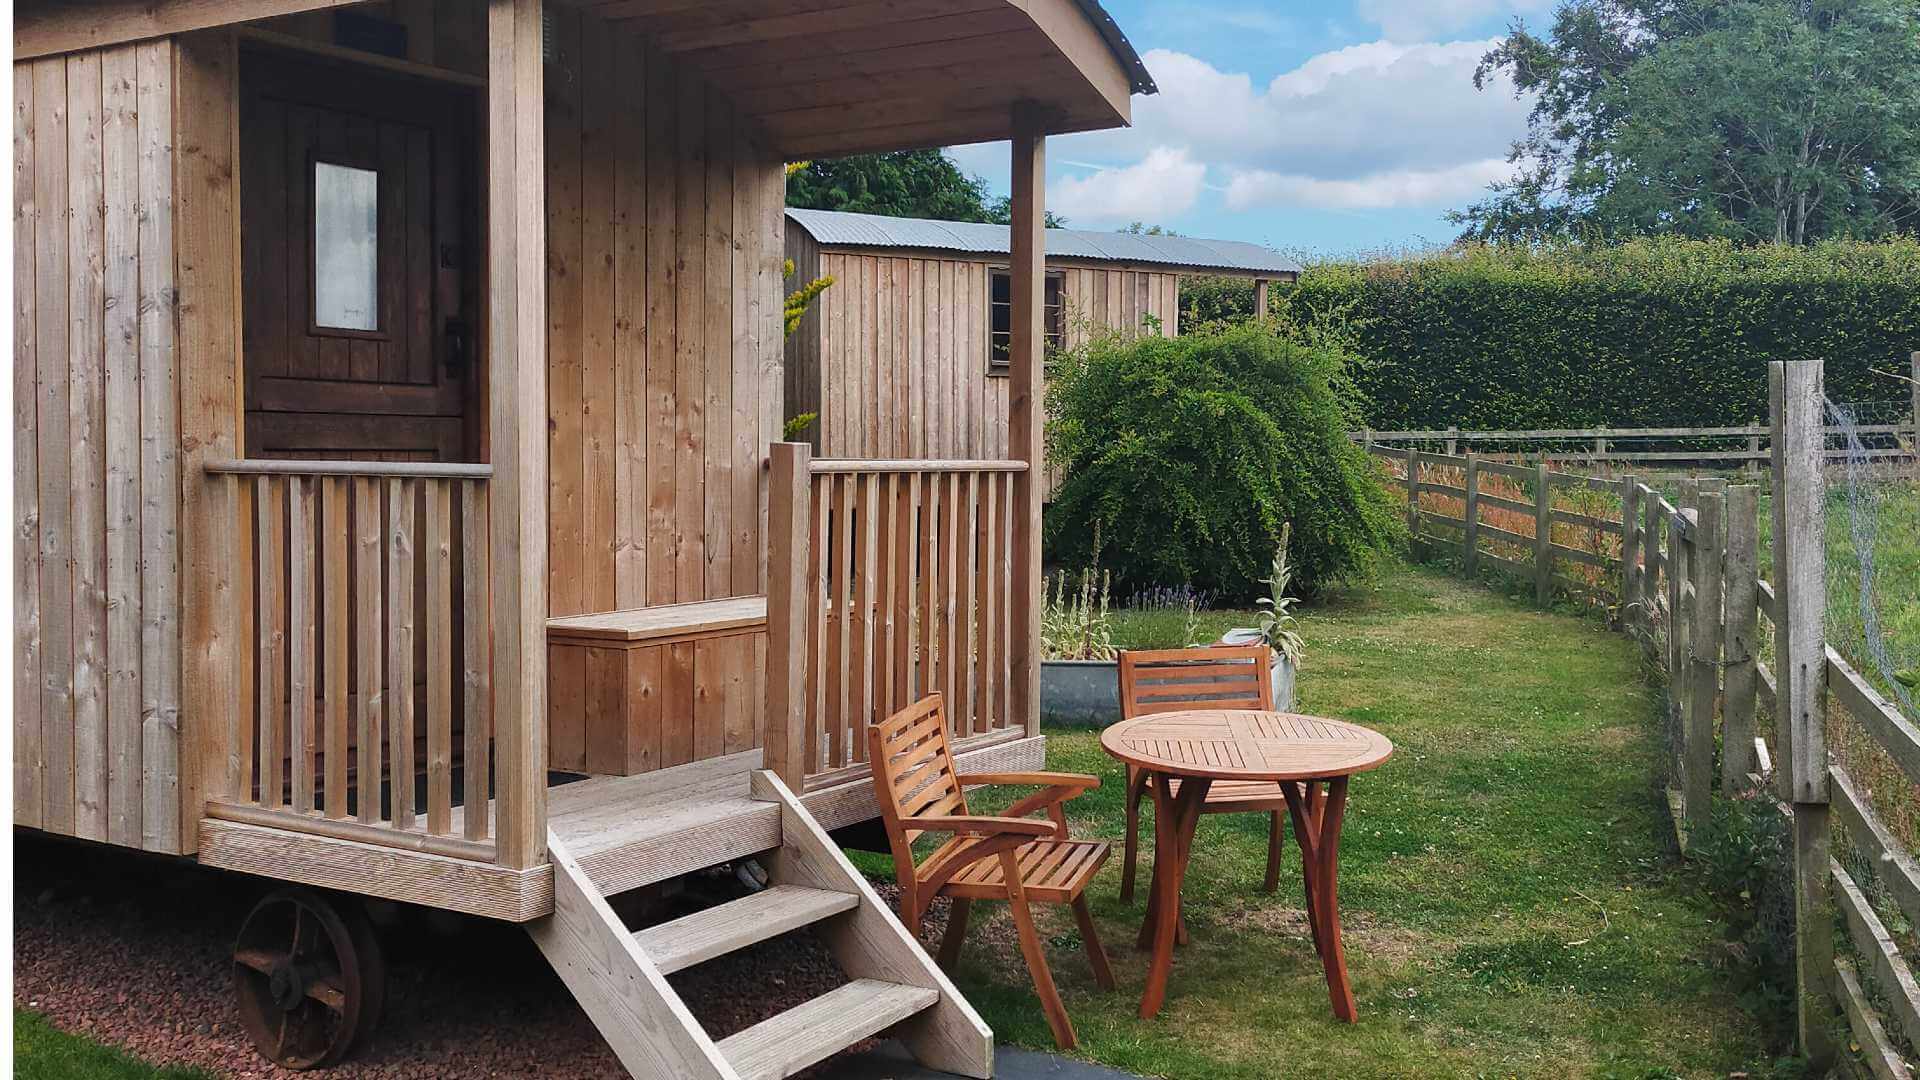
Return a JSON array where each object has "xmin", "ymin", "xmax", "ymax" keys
[
  {"xmin": 1454, "ymin": 0, "xmax": 1920, "ymax": 245},
  {"xmin": 785, "ymin": 149, "xmax": 1066, "ymax": 227}
]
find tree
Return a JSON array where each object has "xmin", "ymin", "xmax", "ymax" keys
[
  {"xmin": 1455, "ymin": 0, "xmax": 1920, "ymax": 245},
  {"xmin": 785, "ymin": 148, "xmax": 1067, "ymax": 226}
]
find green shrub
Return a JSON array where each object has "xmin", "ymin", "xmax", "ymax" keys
[
  {"xmin": 1286, "ymin": 237, "xmax": 1920, "ymax": 430},
  {"xmin": 1044, "ymin": 322, "xmax": 1401, "ymax": 601}
]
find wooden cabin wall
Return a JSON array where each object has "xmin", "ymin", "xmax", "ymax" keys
[
  {"xmin": 542, "ymin": 10, "xmax": 786, "ymax": 621},
  {"xmin": 795, "ymin": 254, "xmax": 1180, "ymax": 460},
  {"xmin": 14, "ymin": 39, "xmax": 187, "ymax": 853},
  {"xmin": 783, "ymin": 225, "xmax": 823, "ymax": 451}
]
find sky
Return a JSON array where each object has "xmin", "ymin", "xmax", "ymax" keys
[{"xmin": 947, "ymin": 0, "xmax": 1553, "ymax": 257}]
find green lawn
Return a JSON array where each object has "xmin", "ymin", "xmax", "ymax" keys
[
  {"xmin": 13, "ymin": 1012, "xmax": 213, "ymax": 1080},
  {"xmin": 933, "ymin": 563, "xmax": 1789, "ymax": 1079}
]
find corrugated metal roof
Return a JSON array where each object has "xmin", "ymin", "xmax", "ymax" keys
[{"xmin": 786, "ymin": 208, "xmax": 1301, "ymax": 276}]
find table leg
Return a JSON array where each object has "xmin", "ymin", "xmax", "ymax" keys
[
  {"xmin": 1293, "ymin": 776, "xmax": 1356, "ymax": 1023},
  {"xmin": 1139, "ymin": 772, "xmax": 1209, "ymax": 1019}
]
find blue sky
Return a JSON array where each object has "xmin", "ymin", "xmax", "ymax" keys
[{"xmin": 949, "ymin": 0, "xmax": 1553, "ymax": 257}]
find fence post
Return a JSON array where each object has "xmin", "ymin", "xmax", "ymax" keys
[
  {"xmin": 1463, "ymin": 453, "xmax": 1480, "ymax": 575},
  {"xmin": 765, "ymin": 442, "xmax": 812, "ymax": 791},
  {"xmin": 1910, "ymin": 350, "xmax": 1919, "ymax": 448},
  {"xmin": 1405, "ymin": 447, "xmax": 1421, "ymax": 549},
  {"xmin": 1533, "ymin": 462, "xmax": 1553, "ymax": 607},
  {"xmin": 1721, "ymin": 484, "xmax": 1759, "ymax": 790},
  {"xmin": 1771, "ymin": 359, "xmax": 1833, "ymax": 1068},
  {"xmin": 1445, "ymin": 426, "xmax": 1459, "ymax": 457},
  {"xmin": 1684, "ymin": 481, "xmax": 1723, "ymax": 840},
  {"xmin": 1620, "ymin": 475, "xmax": 1641, "ymax": 625},
  {"xmin": 1641, "ymin": 486, "xmax": 1661, "ymax": 634}
]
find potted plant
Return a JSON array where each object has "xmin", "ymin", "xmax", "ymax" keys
[
  {"xmin": 1038, "ymin": 568, "xmax": 1122, "ymax": 726},
  {"xmin": 1215, "ymin": 524, "xmax": 1302, "ymax": 710}
]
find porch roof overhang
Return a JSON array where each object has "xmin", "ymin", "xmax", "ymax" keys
[{"xmin": 560, "ymin": 0, "xmax": 1151, "ymax": 158}]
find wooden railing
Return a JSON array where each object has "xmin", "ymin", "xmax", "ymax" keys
[
  {"xmin": 201, "ymin": 460, "xmax": 495, "ymax": 861},
  {"xmin": 765, "ymin": 445, "xmax": 1031, "ymax": 791}
]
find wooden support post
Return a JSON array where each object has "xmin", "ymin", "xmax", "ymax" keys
[
  {"xmin": 1620, "ymin": 475, "xmax": 1641, "ymax": 626},
  {"xmin": 1444, "ymin": 427, "xmax": 1459, "ymax": 457},
  {"xmin": 1533, "ymin": 462, "xmax": 1552, "ymax": 607},
  {"xmin": 766, "ymin": 443, "xmax": 811, "ymax": 790},
  {"xmin": 1008, "ymin": 106, "xmax": 1046, "ymax": 740},
  {"xmin": 1253, "ymin": 279, "xmax": 1269, "ymax": 321},
  {"xmin": 1684, "ymin": 481, "xmax": 1723, "ymax": 839},
  {"xmin": 1910, "ymin": 350, "xmax": 1919, "ymax": 449},
  {"xmin": 1404, "ymin": 447, "xmax": 1420, "ymax": 546},
  {"xmin": 1770, "ymin": 359, "xmax": 1833, "ymax": 1067},
  {"xmin": 487, "ymin": 0, "xmax": 548, "ymax": 870},
  {"xmin": 1462, "ymin": 453, "xmax": 1480, "ymax": 575},
  {"xmin": 1721, "ymin": 484, "xmax": 1759, "ymax": 790}
]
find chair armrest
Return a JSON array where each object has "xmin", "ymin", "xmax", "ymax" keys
[
  {"xmin": 955, "ymin": 771, "xmax": 1101, "ymax": 792},
  {"xmin": 909, "ymin": 815, "xmax": 1057, "ymax": 837}
]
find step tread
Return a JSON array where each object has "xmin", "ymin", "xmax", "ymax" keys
[
  {"xmin": 717, "ymin": 978, "xmax": 941, "ymax": 1080},
  {"xmin": 632, "ymin": 885, "xmax": 859, "ymax": 975}
]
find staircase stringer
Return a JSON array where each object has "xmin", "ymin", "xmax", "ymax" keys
[
  {"xmin": 528, "ymin": 831, "xmax": 741, "ymax": 1080},
  {"xmin": 750, "ymin": 770, "xmax": 995, "ymax": 1080}
]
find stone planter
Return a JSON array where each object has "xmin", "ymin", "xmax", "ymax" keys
[{"xmin": 1040, "ymin": 646, "xmax": 1297, "ymax": 728}]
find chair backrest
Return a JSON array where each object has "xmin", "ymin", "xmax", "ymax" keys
[
  {"xmin": 1117, "ymin": 645, "xmax": 1273, "ymax": 719},
  {"xmin": 868, "ymin": 694, "xmax": 967, "ymax": 878}
]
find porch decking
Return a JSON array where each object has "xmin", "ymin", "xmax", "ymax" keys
[{"xmin": 200, "ymin": 734, "xmax": 1045, "ymax": 919}]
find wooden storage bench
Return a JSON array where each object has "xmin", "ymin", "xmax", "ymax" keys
[{"xmin": 547, "ymin": 597, "xmax": 769, "ymax": 776}]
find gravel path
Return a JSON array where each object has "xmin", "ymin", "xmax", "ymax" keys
[{"xmin": 16, "ymin": 832, "xmax": 951, "ymax": 1078}]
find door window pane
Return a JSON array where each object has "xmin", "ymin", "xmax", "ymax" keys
[{"xmin": 313, "ymin": 161, "xmax": 379, "ymax": 332}]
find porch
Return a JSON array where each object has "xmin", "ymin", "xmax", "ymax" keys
[{"xmin": 176, "ymin": 0, "xmax": 1138, "ymax": 923}]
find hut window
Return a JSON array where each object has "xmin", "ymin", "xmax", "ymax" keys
[
  {"xmin": 313, "ymin": 160, "xmax": 381, "ymax": 333},
  {"xmin": 988, "ymin": 268, "xmax": 1064, "ymax": 375}
]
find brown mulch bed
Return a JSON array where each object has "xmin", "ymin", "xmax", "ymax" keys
[{"xmin": 15, "ymin": 832, "xmax": 952, "ymax": 1078}]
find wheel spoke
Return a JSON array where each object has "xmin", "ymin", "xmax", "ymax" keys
[
  {"xmin": 233, "ymin": 947, "xmax": 286, "ymax": 975},
  {"xmin": 306, "ymin": 976, "xmax": 348, "ymax": 1013}
]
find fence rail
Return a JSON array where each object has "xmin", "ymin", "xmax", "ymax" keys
[
  {"xmin": 766, "ymin": 446, "xmax": 1032, "ymax": 793},
  {"xmin": 202, "ymin": 460, "xmax": 494, "ymax": 862},
  {"xmin": 1380, "ymin": 363, "xmax": 1920, "ymax": 1072}
]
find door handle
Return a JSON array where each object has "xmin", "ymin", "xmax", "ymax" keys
[{"xmin": 444, "ymin": 318, "xmax": 469, "ymax": 377}]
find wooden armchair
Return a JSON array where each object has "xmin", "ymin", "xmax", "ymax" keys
[
  {"xmin": 1117, "ymin": 646, "xmax": 1291, "ymax": 902},
  {"xmin": 868, "ymin": 694, "xmax": 1115, "ymax": 1050}
]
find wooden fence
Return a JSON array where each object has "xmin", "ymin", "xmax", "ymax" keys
[
  {"xmin": 765, "ymin": 445, "xmax": 1034, "ymax": 793},
  {"xmin": 200, "ymin": 459, "xmax": 495, "ymax": 861},
  {"xmin": 1377, "ymin": 362, "xmax": 1920, "ymax": 1074}
]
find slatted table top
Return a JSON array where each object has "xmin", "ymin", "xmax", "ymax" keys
[{"xmin": 1101, "ymin": 710, "xmax": 1393, "ymax": 781}]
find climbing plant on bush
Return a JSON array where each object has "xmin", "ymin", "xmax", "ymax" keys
[
  {"xmin": 1044, "ymin": 322, "xmax": 1401, "ymax": 601},
  {"xmin": 1285, "ymin": 237, "xmax": 1920, "ymax": 431}
]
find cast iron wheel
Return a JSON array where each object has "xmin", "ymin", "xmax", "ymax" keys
[{"xmin": 232, "ymin": 888, "xmax": 386, "ymax": 1069}]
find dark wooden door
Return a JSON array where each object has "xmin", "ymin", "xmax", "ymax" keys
[{"xmin": 240, "ymin": 50, "xmax": 479, "ymax": 461}]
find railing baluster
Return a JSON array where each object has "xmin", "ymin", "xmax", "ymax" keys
[
  {"xmin": 976, "ymin": 471, "xmax": 996, "ymax": 731},
  {"xmin": 807, "ymin": 474, "xmax": 827, "ymax": 775},
  {"xmin": 832, "ymin": 474, "xmax": 855, "ymax": 769},
  {"xmin": 353, "ymin": 478, "xmax": 383, "ymax": 825},
  {"xmin": 855, "ymin": 472, "xmax": 880, "ymax": 760},
  {"xmin": 322, "ymin": 478, "xmax": 349, "ymax": 819},
  {"xmin": 892, "ymin": 473, "xmax": 914, "ymax": 714},
  {"xmin": 233, "ymin": 474, "xmax": 255, "ymax": 806},
  {"xmin": 386, "ymin": 477, "xmax": 416, "ymax": 830},
  {"xmin": 426, "ymin": 478, "xmax": 454, "ymax": 836},
  {"xmin": 920, "ymin": 469, "xmax": 941, "ymax": 714},
  {"xmin": 256, "ymin": 475, "xmax": 284, "ymax": 809},
  {"xmin": 956, "ymin": 472, "xmax": 978, "ymax": 734},
  {"xmin": 289, "ymin": 476, "xmax": 316, "ymax": 815},
  {"xmin": 941, "ymin": 470, "xmax": 961, "ymax": 740},
  {"xmin": 876, "ymin": 474, "xmax": 898, "ymax": 729},
  {"xmin": 462, "ymin": 481, "xmax": 492, "ymax": 841}
]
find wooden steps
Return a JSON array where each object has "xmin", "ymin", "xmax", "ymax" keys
[
  {"xmin": 634, "ymin": 885, "xmax": 859, "ymax": 975},
  {"xmin": 718, "ymin": 979, "xmax": 941, "ymax": 1080},
  {"xmin": 527, "ymin": 768, "xmax": 994, "ymax": 1080}
]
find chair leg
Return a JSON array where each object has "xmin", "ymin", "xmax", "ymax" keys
[
  {"xmin": 1070, "ymin": 896, "xmax": 1115, "ymax": 990},
  {"xmin": 936, "ymin": 898, "xmax": 971, "ymax": 972},
  {"xmin": 1263, "ymin": 809, "xmax": 1286, "ymax": 894},
  {"xmin": 1001, "ymin": 852, "xmax": 1077, "ymax": 1050},
  {"xmin": 1121, "ymin": 768, "xmax": 1147, "ymax": 903}
]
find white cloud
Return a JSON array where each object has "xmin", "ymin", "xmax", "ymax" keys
[
  {"xmin": 1049, "ymin": 147, "xmax": 1207, "ymax": 225},
  {"xmin": 1045, "ymin": 41, "xmax": 1530, "ymax": 217},
  {"xmin": 1225, "ymin": 158, "xmax": 1514, "ymax": 210},
  {"xmin": 1353, "ymin": 0, "xmax": 1554, "ymax": 41}
]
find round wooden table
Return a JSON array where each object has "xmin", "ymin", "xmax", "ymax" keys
[{"xmin": 1100, "ymin": 709, "xmax": 1393, "ymax": 1022}]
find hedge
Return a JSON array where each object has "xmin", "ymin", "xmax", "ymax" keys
[{"xmin": 1276, "ymin": 238, "xmax": 1920, "ymax": 431}]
